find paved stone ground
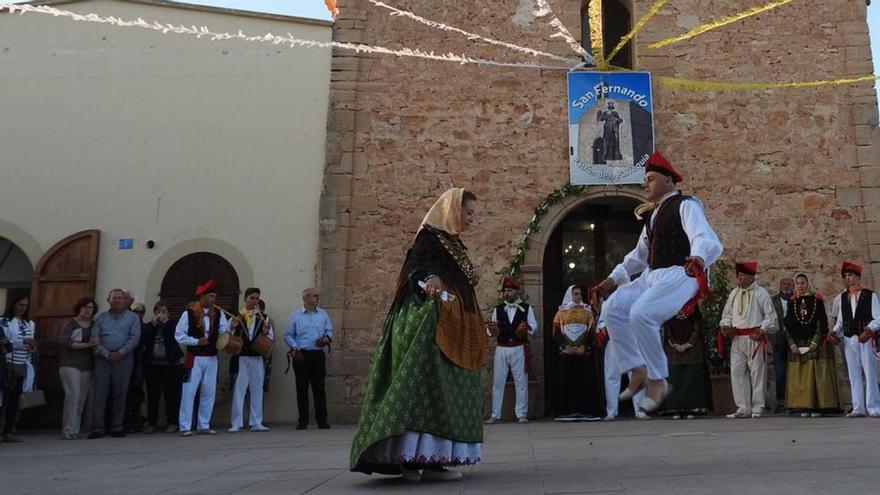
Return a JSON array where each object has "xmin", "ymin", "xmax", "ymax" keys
[{"xmin": 3, "ymin": 416, "xmax": 880, "ymax": 494}]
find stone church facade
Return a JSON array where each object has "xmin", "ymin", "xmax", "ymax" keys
[{"xmin": 319, "ymin": 0, "xmax": 879, "ymax": 421}]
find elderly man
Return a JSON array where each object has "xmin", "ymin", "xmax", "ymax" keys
[
  {"xmin": 595, "ymin": 151, "xmax": 723, "ymax": 412},
  {"xmin": 88, "ymin": 289, "xmax": 142, "ymax": 438},
  {"xmin": 284, "ymin": 288, "xmax": 333, "ymax": 430},
  {"xmin": 720, "ymin": 262, "xmax": 778, "ymax": 418},
  {"xmin": 485, "ymin": 278, "xmax": 538, "ymax": 424}
]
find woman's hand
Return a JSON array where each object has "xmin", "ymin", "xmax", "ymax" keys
[
  {"xmin": 424, "ymin": 276, "xmax": 445, "ymax": 298},
  {"xmin": 790, "ymin": 344, "xmax": 799, "ymax": 354}
]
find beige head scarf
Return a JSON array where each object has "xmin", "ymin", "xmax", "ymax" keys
[{"xmin": 420, "ymin": 188, "xmax": 464, "ymax": 236}]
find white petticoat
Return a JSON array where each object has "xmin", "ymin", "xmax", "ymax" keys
[{"xmin": 361, "ymin": 430, "xmax": 481, "ymax": 466}]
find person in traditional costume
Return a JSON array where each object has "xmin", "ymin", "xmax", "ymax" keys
[
  {"xmin": 174, "ymin": 279, "xmax": 233, "ymax": 436},
  {"xmin": 229, "ymin": 287, "xmax": 274, "ymax": 432},
  {"xmin": 551, "ymin": 285, "xmax": 602, "ymax": 420},
  {"xmin": 783, "ymin": 274, "xmax": 839, "ymax": 417},
  {"xmin": 719, "ymin": 262, "xmax": 777, "ymax": 418},
  {"xmin": 659, "ymin": 308, "xmax": 713, "ymax": 419},
  {"xmin": 590, "ymin": 282, "xmax": 646, "ymax": 420},
  {"xmin": 350, "ymin": 188, "xmax": 485, "ymax": 482},
  {"xmin": 485, "ymin": 277, "xmax": 537, "ymax": 424},
  {"xmin": 831, "ymin": 261, "xmax": 880, "ymax": 418},
  {"xmin": 594, "ymin": 151, "xmax": 723, "ymax": 412}
]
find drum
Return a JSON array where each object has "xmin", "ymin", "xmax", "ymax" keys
[
  {"xmin": 216, "ymin": 332, "xmax": 243, "ymax": 356},
  {"xmin": 251, "ymin": 333, "xmax": 274, "ymax": 357}
]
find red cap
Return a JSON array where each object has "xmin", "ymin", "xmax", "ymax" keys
[
  {"xmin": 195, "ymin": 279, "xmax": 217, "ymax": 296},
  {"xmin": 841, "ymin": 261, "xmax": 862, "ymax": 277},
  {"xmin": 502, "ymin": 277, "xmax": 521, "ymax": 291},
  {"xmin": 735, "ymin": 262, "xmax": 758, "ymax": 275},
  {"xmin": 644, "ymin": 150, "xmax": 683, "ymax": 183}
]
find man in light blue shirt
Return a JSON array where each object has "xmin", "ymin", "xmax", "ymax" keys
[{"xmin": 284, "ymin": 288, "xmax": 333, "ymax": 429}]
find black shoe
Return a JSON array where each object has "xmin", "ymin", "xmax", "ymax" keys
[
  {"xmin": 87, "ymin": 431, "xmax": 105, "ymax": 439},
  {"xmin": 296, "ymin": 424, "xmax": 307, "ymax": 430},
  {"xmin": 318, "ymin": 423, "xmax": 331, "ymax": 430},
  {"xmin": 110, "ymin": 430, "xmax": 127, "ymax": 438}
]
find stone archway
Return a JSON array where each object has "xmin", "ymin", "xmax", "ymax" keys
[{"xmin": 519, "ymin": 185, "xmax": 644, "ymax": 416}]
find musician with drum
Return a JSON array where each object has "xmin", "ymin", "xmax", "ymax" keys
[
  {"xmin": 174, "ymin": 279, "xmax": 235, "ymax": 436},
  {"xmin": 228, "ymin": 287, "xmax": 274, "ymax": 432}
]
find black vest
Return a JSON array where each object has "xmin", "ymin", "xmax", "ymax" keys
[
  {"xmin": 186, "ymin": 307, "xmax": 221, "ymax": 356},
  {"xmin": 840, "ymin": 289, "xmax": 875, "ymax": 338},
  {"xmin": 240, "ymin": 312, "xmax": 268, "ymax": 357},
  {"xmin": 495, "ymin": 303, "xmax": 530, "ymax": 345},
  {"xmin": 645, "ymin": 193, "xmax": 692, "ymax": 269}
]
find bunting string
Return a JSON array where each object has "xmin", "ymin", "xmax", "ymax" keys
[
  {"xmin": 367, "ymin": 0, "xmax": 579, "ymax": 65},
  {"xmin": 649, "ymin": 0, "xmax": 796, "ymax": 49},
  {"xmin": 532, "ymin": 0, "xmax": 595, "ymax": 64},
  {"xmin": 599, "ymin": 0, "xmax": 670, "ymax": 69}
]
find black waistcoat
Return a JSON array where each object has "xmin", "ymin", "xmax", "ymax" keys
[
  {"xmin": 186, "ymin": 307, "xmax": 221, "ymax": 356},
  {"xmin": 645, "ymin": 193, "xmax": 692, "ymax": 269},
  {"xmin": 240, "ymin": 313, "xmax": 268, "ymax": 357},
  {"xmin": 840, "ymin": 289, "xmax": 875, "ymax": 338},
  {"xmin": 495, "ymin": 303, "xmax": 530, "ymax": 345}
]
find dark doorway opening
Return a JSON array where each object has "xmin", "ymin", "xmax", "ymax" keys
[
  {"xmin": 160, "ymin": 252, "xmax": 240, "ymax": 319},
  {"xmin": 542, "ymin": 197, "xmax": 641, "ymax": 417}
]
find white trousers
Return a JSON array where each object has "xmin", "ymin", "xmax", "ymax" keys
[
  {"xmin": 231, "ymin": 356, "xmax": 266, "ymax": 428},
  {"xmin": 604, "ymin": 340, "xmax": 645, "ymax": 417},
  {"xmin": 843, "ymin": 336, "xmax": 880, "ymax": 415},
  {"xmin": 491, "ymin": 345, "xmax": 528, "ymax": 419},
  {"xmin": 179, "ymin": 356, "xmax": 218, "ymax": 432},
  {"xmin": 730, "ymin": 336, "xmax": 766, "ymax": 413},
  {"xmin": 603, "ymin": 266, "xmax": 698, "ymax": 380}
]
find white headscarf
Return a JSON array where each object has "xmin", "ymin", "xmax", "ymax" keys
[
  {"xmin": 558, "ymin": 285, "xmax": 589, "ymax": 342},
  {"xmin": 559, "ymin": 285, "xmax": 588, "ymax": 310}
]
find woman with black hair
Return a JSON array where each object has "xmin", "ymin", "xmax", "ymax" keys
[{"xmin": 1, "ymin": 296, "xmax": 37, "ymax": 443}]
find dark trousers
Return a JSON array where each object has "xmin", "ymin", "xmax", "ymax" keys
[
  {"xmin": 91, "ymin": 354, "xmax": 133, "ymax": 433},
  {"xmin": 773, "ymin": 343, "xmax": 788, "ymax": 405},
  {"xmin": 3, "ymin": 375, "xmax": 24, "ymax": 435},
  {"xmin": 292, "ymin": 351, "xmax": 327, "ymax": 426},
  {"xmin": 145, "ymin": 363, "xmax": 182, "ymax": 427}
]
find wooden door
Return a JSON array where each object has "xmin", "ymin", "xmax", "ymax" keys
[
  {"xmin": 160, "ymin": 252, "xmax": 240, "ymax": 319},
  {"xmin": 29, "ymin": 230, "xmax": 100, "ymax": 427}
]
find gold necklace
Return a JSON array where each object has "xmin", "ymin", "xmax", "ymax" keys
[
  {"xmin": 434, "ymin": 228, "xmax": 480, "ymax": 286},
  {"xmin": 794, "ymin": 295, "xmax": 816, "ymax": 325}
]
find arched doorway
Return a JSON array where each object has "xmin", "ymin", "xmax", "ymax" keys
[
  {"xmin": 541, "ymin": 195, "xmax": 641, "ymax": 417},
  {"xmin": 160, "ymin": 252, "xmax": 240, "ymax": 318},
  {"xmin": 0, "ymin": 237, "xmax": 34, "ymax": 311}
]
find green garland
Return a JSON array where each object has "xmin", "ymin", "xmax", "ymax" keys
[{"xmin": 506, "ymin": 183, "xmax": 589, "ymax": 279}]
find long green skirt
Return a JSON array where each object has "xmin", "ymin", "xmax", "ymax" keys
[
  {"xmin": 349, "ymin": 295, "xmax": 483, "ymax": 474},
  {"xmin": 786, "ymin": 344, "xmax": 840, "ymax": 411}
]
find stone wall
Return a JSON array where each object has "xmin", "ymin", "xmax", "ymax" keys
[{"xmin": 320, "ymin": 0, "xmax": 879, "ymax": 422}]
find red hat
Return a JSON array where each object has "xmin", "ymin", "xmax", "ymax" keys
[
  {"xmin": 644, "ymin": 150, "xmax": 683, "ymax": 183},
  {"xmin": 195, "ymin": 279, "xmax": 217, "ymax": 296},
  {"xmin": 502, "ymin": 277, "xmax": 521, "ymax": 291},
  {"xmin": 841, "ymin": 261, "xmax": 862, "ymax": 277},
  {"xmin": 735, "ymin": 262, "xmax": 758, "ymax": 275}
]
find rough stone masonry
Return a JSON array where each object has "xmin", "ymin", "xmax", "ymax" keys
[{"xmin": 318, "ymin": 0, "xmax": 880, "ymax": 422}]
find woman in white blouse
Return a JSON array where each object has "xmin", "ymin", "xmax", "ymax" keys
[{"xmin": 1, "ymin": 296, "xmax": 37, "ymax": 443}]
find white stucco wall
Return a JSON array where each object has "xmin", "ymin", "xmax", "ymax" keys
[{"xmin": 0, "ymin": 0, "xmax": 332, "ymax": 423}]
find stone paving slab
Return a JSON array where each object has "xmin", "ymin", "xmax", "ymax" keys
[{"xmin": 2, "ymin": 416, "xmax": 880, "ymax": 494}]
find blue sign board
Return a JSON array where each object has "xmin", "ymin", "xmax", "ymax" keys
[
  {"xmin": 117, "ymin": 238, "xmax": 134, "ymax": 250},
  {"xmin": 567, "ymin": 71, "xmax": 655, "ymax": 185}
]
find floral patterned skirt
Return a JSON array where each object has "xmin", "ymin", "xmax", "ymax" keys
[{"xmin": 349, "ymin": 295, "xmax": 483, "ymax": 475}]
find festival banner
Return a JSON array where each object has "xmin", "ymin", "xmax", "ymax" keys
[{"xmin": 567, "ymin": 71, "xmax": 655, "ymax": 185}]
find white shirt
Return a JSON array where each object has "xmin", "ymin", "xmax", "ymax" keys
[
  {"xmin": 832, "ymin": 291, "xmax": 880, "ymax": 334},
  {"xmin": 609, "ymin": 191, "xmax": 723, "ymax": 285},
  {"xmin": 175, "ymin": 307, "xmax": 230, "ymax": 346},
  {"xmin": 489, "ymin": 303, "xmax": 538, "ymax": 335},
  {"xmin": 719, "ymin": 282, "xmax": 778, "ymax": 334}
]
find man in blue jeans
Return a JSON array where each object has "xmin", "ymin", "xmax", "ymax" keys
[{"xmin": 770, "ymin": 278, "xmax": 794, "ymax": 414}]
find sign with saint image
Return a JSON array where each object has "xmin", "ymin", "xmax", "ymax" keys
[{"xmin": 567, "ymin": 71, "xmax": 655, "ymax": 185}]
